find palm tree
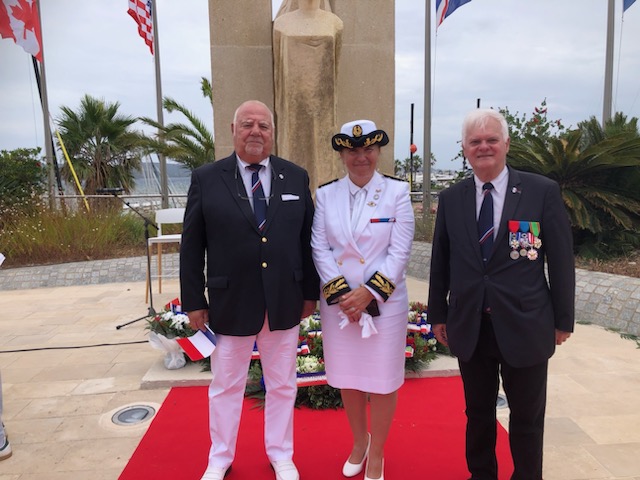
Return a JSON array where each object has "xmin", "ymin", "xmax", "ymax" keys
[
  {"xmin": 56, "ymin": 95, "xmax": 145, "ymax": 195},
  {"xmin": 507, "ymin": 120, "xmax": 640, "ymax": 257},
  {"xmin": 578, "ymin": 112, "xmax": 639, "ymax": 149},
  {"xmin": 139, "ymin": 77, "xmax": 215, "ymax": 170}
]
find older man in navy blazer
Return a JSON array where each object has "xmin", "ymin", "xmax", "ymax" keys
[
  {"xmin": 428, "ymin": 109, "xmax": 575, "ymax": 480},
  {"xmin": 180, "ymin": 100, "xmax": 319, "ymax": 480}
]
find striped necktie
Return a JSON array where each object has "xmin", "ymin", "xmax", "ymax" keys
[
  {"xmin": 478, "ymin": 182, "xmax": 494, "ymax": 263},
  {"xmin": 247, "ymin": 164, "xmax": 267, "ymax": 231}
]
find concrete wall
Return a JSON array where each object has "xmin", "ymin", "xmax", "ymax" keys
[
  {"xmin": 333, "ymin": 0, "xmax": 395, "ymax": 175},
  {"xmin": 208, "ymin": 0, "xmax": 274, "ymax": 159}
]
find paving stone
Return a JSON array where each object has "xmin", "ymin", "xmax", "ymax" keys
[{"xmin": 0, "ymin": 242, "xmax": 638, "ymax": 335}]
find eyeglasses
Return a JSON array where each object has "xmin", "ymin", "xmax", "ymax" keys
[{"xmin": 234, "ymin": 164, "xmax": 274, "ymax": 202}]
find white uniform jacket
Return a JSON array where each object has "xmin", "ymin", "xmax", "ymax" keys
[{"xmin": 311, "ymin": 171, "xmax": 415, "ymax": 315}]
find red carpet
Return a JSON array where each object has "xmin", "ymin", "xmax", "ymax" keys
[{"xmin": 120, "ymin": 377, "xmax": 513, "ymax": 479}]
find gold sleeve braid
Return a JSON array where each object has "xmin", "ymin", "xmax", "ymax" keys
[
  {"xmin": 365, "ymin": 271, "xmax": 395, "ymax": 302},
  {"xmin": 322, "ymin": 275, "xmax": 352, "ymax": 305}
]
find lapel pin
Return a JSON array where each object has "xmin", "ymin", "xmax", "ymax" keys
[
  {"xmin": 279, "ymin": 173, "xmax": 284, "ymax": 179},
  {"xmin": 512, "ymin": 186, "xmax": 521, "ymax": 194}
]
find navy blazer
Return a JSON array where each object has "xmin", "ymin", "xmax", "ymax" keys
[
  {"xmin": 180, "ymin": 153, "xmax": 319, "ymax": 336},
  {"xmin": 428, "ymin": 167, "xmax": 575, "ymax": 368}
]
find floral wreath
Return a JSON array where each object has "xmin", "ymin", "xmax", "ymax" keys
[{"xmin": 246, "ymin": 301, "xmax": 450, "ymax": 409}]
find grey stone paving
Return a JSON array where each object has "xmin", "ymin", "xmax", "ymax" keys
[{"xmin": 1, "ymin": 241, "xmax": 638, "ymax": 335}]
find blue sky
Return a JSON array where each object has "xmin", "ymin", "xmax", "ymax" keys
[{"xmin": 0, "ymin": 0, "xmax": 638, "ymax": 171}]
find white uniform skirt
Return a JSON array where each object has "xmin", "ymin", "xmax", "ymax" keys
[{"xmin": 320, "ymin": 305, "xmax": 407, "ymax": 395}]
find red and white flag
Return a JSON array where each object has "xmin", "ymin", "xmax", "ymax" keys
[
  {"xmin": 0, "ymin": 0, "xmax": 42, "ymax": 61},
  {"xmin": 127, "ymin": 0, "xmax": 153, "ymax": 54}
]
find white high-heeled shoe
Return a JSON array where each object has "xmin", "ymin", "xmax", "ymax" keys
[
  {"xmin": 342, "ymin": 433, "xmax": 371, "ymax": 477},
  {"xmin": 364, "ymin": 458, "xmax": 384, "ymax": 480}
]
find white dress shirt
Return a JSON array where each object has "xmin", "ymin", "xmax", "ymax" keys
[
  {"xmin": 474, "ymin": 166, "xmax": 508, "ymax": 240},
  {"xmin": 236, "ymin": 155, "xmax": 272, "ymax": 210}
]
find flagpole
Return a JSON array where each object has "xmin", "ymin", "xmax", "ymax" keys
[
  {"xmin": 31, "ymin": 56, "xmax": 64, "ymax": 197},
  {"xmin": 151, "ymin": 0, "xmax": 168, "ymax": 208},
  {"xmin": 603, "ymin": 0, "xmax": 615, "ymax": 125},
  {"xmin": 34, "ymin": 0, "xmax": 55, "ymax": 209},
  {"xmin": 422, "ymin": 0, "xmax": 432, "ymax": 222}
]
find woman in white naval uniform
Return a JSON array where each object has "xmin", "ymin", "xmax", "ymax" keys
[{"xmin": 311, "ymin": 120, "xmax": 414, "ymax": 480}]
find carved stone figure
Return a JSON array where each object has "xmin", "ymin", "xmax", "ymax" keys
[{"xmin": 273, "ymin": 0, "xmax": 343, "ymax": 190}]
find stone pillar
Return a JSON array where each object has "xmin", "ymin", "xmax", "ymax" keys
[
  {"xmin": 208, "ymin": 0, "xmax": 274, "ymax": 159},
  {"xmin": 332, "ymin": 0, "xmax": 395, "ymax": 174},
  {"xmin": 208, "ymin": 0, "xmax": 395, "ymax": 176}
]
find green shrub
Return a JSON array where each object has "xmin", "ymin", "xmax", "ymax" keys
[
  {"xmin": 0, "ymin": 148, "xmax": 47, "ymax": 224},
  {"xmin": 0, "ymin": 207, "xmax": 145, "ymax": 267}
]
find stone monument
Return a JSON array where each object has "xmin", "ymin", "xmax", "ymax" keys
[
  {"xmin": 273, "ymin": 0, "xmax": 343, "ymax": 190},
  {"xmin": 208, "ymin": 0, "xmax": 395, "ymax": 188}
]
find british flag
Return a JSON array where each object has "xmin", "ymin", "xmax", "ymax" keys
[{"xmin": 127, "ymin": 0, "xmax": 153, "ymax": 54}]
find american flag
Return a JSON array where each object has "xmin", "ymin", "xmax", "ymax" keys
[{"xmin": 127, "ymin": 0, "xmax": 153, "ymax": 54}]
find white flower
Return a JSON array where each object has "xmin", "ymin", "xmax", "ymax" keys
[
  {"xmin": 170, "ymin": 313, "xmax": 190, "ymax": 330},
  {"xmin": 296, "ymin": 355, "xmax": 323, "ymax": 373}
]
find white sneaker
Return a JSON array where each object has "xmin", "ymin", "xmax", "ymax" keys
[
  {"xmin": 201, "ymin": 464, "xmax": 231, "ymax": 480},
  {"xmin": 0, "ymin": 438, "xmax": 11, "ymax": 461},
  {"xmin": 272, "ymin": 459, "xmax": 299, "ymax": 480}
]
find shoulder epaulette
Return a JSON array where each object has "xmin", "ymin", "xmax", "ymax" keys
[
  {"xmin": 318, "ymin": 178, "xmax": 339, "ymax": 188},
  {"xmin": 382, "ymin": 174, "xmax": 406, "ymax": 182}
]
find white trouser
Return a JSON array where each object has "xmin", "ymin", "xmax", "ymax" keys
[{"xmin": 206, "ymin": 317, "xmax": 299, "ymax": 468}]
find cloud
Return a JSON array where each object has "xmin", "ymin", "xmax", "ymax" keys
[{"xmin": 1, "ymin": 0, "xmax": 638, "ymax": 173}]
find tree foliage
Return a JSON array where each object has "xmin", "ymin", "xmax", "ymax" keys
[
  {"xmin": 56, "ymin": 94, "xmax": 145, "ymax": 195},
  {"xmin": 0, "ymin": 148, "xmax": 47, "ymax": 223},
  {"xmin": 139, "ymin": 77, "xmax": 215, "ymax": 170},
  {"xmin": 499, "ymin": 99, "xmax": 566, "ymax": 142},
  {"xmin": 507, "ymin": 113, "xmax": 640, "ymax": 258}
]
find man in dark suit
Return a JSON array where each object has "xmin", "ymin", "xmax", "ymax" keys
[
  {"xmin": 180, "ymin": 100, "xmax": 319, "ymax": 480},
  {"xmin": 428, "ymin": 108, "xmax": 575, "ymax": 480}
]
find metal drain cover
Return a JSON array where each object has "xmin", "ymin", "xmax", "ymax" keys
[{"xmin": 112, "ymin": 405, "xmax": 156, "ymax": 426}]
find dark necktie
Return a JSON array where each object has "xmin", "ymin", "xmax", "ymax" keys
[
  {"xmin": 247, "ymin": 164, "xmax": 267, "ymax": 231},
  {"xmin": 478, "ymin": 182, "xmax": 494, "ymax": 263}
]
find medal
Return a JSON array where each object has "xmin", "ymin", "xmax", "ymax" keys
[
  {"xmin": 509, "ymin": 219, "xmax": 543, "ymax": 261},
  {"xmin": 530, "ymin": 222, "xmax": 540, "ymax": 237}
]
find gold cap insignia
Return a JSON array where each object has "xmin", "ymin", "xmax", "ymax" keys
[{"xmin": 352, "ymin": 124, "xmax": 363, "ymax": 138}]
